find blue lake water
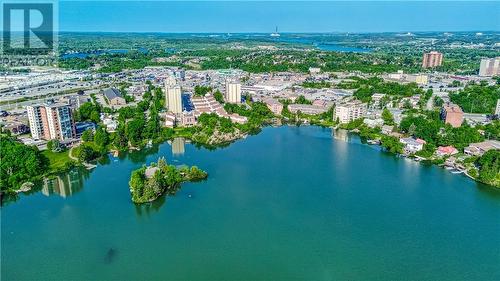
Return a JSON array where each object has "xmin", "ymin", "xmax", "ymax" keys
[{"xmin": 1, "ymin": 126, "xmax": 499, "ymax": 280}]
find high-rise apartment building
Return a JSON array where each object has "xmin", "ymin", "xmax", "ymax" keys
[
  {"xmin": 422, "ymin": 51, "xmax": 443, "ymax": 68},
  {"xmin": 225, "ymin": 80, "xmax": 242, "ymax": 104},
  {"xmin": 479, "ymin": 57, "xmax": 500, "ymax": 77},
  {"xmin": 165, "ymin": 78, "xmax": 182, "ymax": 114},
  {"xmin": 440, "ymin": 103, "xmax": 464, "ymax": 128},
  {"xmin": 27, "ymin": 102, "xmax": 76, "ymax": 141}
]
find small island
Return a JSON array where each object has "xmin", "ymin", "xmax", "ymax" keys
[{"xmin": 128, "ymin": 157, "xmax": 208, "ymax": 204}]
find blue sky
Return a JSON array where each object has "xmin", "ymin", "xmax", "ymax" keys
[{"xmin": 22, "ymin": 1, "xmax": 500, "ymax": 32}]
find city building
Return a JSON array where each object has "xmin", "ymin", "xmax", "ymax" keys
[
  {"xmin": 406, "ymin": 74, "xmax": 429, "ymax": 85},
  {"xmin": 334, "ymin": 100, "xmax": 367, "ymax": 124},
  {"xmin": 479, "ymin": 57, "xmax": 500, "ymax": 77},
  {"xmin": 225, "ymin": 80, "xmax": 242, "ymax": 104},
  {"xmin": 363, "ymin": 118, "xmax": 384, "ymax": 128},
  {"xmin": 464, "ymin": 140, "xmax": 500, "ymax": 156},
  {"xmin": 165, "ymin": 80, "xmax": 182, "ymax": 114},
  {"xmin": 441, "ymin": 103, "xmax": 464, "ymax": 128},
  {"xmin": 400, "ymin": 137, "xmax": 426, "ymax": 154},
  {"xmin": 192, "ymin": 94, "xmax": 226, "ymax": 117},
  {"xmin": 103, "ymin": 88, "xmax": 126, "ymax": 106},
  {"xmin": 165, "ymin": 112, "xmax": 176, "ymax": 128},
  {"xmin": 422, "ymin": 51, "xmax": 443, "ymax": 68},
  {"xmin": 27, "ymin": 102, "xmax": 76, "ymax": 141},
  {"xmin": 288, "ymin": 104, "xmax": 329, "ymax": 115},
  {"xmin": 263, "ymin": 97, "xmax": 283, "ymax": 115},
  {"xmin": 75, "ymin": 122, "xmax": 96, "ymax": 137},
  {"xmin": 180, "ymin": 111, "xmax": 197, "ymax": 126},
  {"xmin": 192, "ymin": 93, "xmax": 247, "ymax": 123},
  {"xmin": 436, "ymin": 146, "xmax": 459, "ymax": 157}
]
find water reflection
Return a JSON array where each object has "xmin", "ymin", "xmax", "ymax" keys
[
  {"xmin": 41, "ymin": 168, "xmax": 90, "ymax": 198},
  {"xmin": 170, "ymin": 137, "xmax": 185, "ymax": 156},
  {"xmin": 134, "ymin": 193, "xmax": 166, "ymax": 218},
  {"xmin": 332, "ymin": 128, "xmax": 350, "ymax": 142},
  {"xmin": 124, "ymin": 144, "xmax": 160, "ymax": 164}
]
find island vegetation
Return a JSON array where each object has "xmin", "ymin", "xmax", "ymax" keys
[{"xmin": 129, "ymin": 158, "xmax": 207, "ymax": 203}]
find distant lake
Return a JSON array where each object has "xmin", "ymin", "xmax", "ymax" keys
[{"xmin": 2, "ymin": 126, "xmax": 499, "ymax": 280}]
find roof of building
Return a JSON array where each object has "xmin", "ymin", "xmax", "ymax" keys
[
  {"xmin": 103, "ymin": 88, "xmax": 123, "ymax": 100},
  {"xmin": 443, "ymin": 103, "xmax": 463, "ymax": 114}
]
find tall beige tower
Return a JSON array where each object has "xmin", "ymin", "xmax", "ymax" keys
[
  {"xmin": 165, "ymin": 78, "xmax": 182, "ymax": 114},
  {"xmin": 225, "ymin": 80, "xmax": 241, "ymax": 104}
]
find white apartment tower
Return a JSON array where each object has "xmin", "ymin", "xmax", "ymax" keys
[
  {"xmin": 479, "ymin": 57, "xmax": 500, "ymax": 77},
  {"xmin": 27, "ymin": 103, "xmax": 76, "ymax": 141},
  {"xmin": 165, "ymin": 78, "xmax": 182, "ymax": 114},
  {"xmin": 225, "ymin": 80, "xmax": 242, "ymax": 104}
]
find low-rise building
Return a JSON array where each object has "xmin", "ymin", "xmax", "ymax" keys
[
  {"xmin": 436, "ymin": 146, "xmax": 459, "ymax": 157},
  {"xmin": 165, "ymin": 112, "xmax": 176, "ymax": 128},
  {"xmin": 381, "ymin": 125, "xmax": 394, "ymax": 135},
  {"xmin": 288, "ymin": 104, "xmax": 329, "ymax": 115},
  {"xmin": 363, "ymin": 118, "xmax": 384, "ymax": 128},
  {"xmin": 464, "ymin": 140, "xmax": 500, "ymax": 156},
  {"xmin": 103, "ymin": 88, "xmax": 126, "ymax": 106},
  {"xmin": 334, "ymin": 100, "xmax": 367, "ymax": 124},
  {"xmin": 263, "ymin": 98, "xmax": 283, "ymax": 115},
  {"xmin": 400, "ymin": 137, "xmax": 426, "ymax": 154},
  {"xmin": 180, "ymin": 111, "xmax": 197, "ymax": 126},
  {"xmin": 229, "ymin": 114, "xmax": 248, "ymax": 124},
  {"xmin": 75, "ymin": 122, "xmax": 96, "ymax": 137}
]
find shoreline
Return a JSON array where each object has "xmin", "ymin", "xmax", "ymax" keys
[{"xmin": 5, "ymin": 123, "xmax": 499, "ymax": 202}]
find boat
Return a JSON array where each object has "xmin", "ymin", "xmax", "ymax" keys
[{"xmin": 367, "ymin": 139, "xmax": 380, "ymax": 145}]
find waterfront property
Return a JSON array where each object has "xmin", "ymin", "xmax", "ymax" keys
[
  {"xmin": 334, "ymin": 100, "xmax": 367, "ymax": 124},
  {"xmin": 400, "ymin": 137, "xmax": 426, "ymax": 154},
  {"xmin": 27, "ymin": 102, "xmax": 76, "ymax": 141},
  {"xmin": 464, "ymin": 140, "xmax": 500, "ymax": 156}
]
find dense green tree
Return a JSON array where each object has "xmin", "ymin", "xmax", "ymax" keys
[
  {"xmin": 0, "ymin": 135, "xmax": 49, "ymax": 191},
  {"xmin": 475, "ymin": 150, "xmax": 500, "ymax": 187},
  {"xmin": 81, "ymin": 129, "xmax": 94, "ymax": 142},
  {"xmin": 214, "ymin": 90, "xmax": 224, "ymax": 103},
  {"xmin": 382, "ymin": 108, "xmax": 394, "ymax": 125},
  {"xmin": 450, "ymin": 84, "xmax": 500, "ymax": 114},
  {"xmin": 94, "ymin": 127, "xmax": 109, "ymax": 148}
]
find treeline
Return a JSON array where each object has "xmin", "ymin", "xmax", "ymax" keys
[
  {"xmin": 336, "ymin": 77, "xmax": 425, "ymax": 103},
  {"xmin": 450, "ymin": 83, "xmax": 500, "ymax": 114},
  {"xmin": 0, "ymin": 135, "xmax": 49, "ymax": 192}
]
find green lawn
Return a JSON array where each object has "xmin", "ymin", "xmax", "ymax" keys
[{"xmin": 42, "ymin": 150, "xmax": 74, "ymax": 172}]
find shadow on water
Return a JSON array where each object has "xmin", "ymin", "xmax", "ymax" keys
[{"xmin": 104, "ymin": 247, "xmax": 118, "ymax": 264}]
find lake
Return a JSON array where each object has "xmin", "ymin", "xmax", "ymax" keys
[{"xmin": 2, "ymin": 126, "xmax": 499, "ymax": 281}]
